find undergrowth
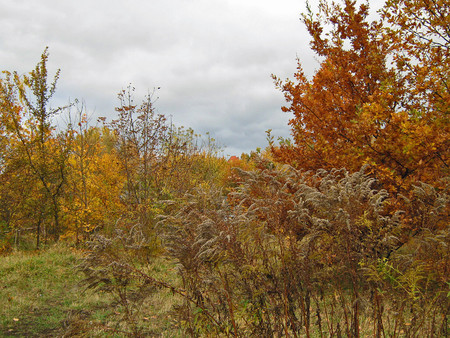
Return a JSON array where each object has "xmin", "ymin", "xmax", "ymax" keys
[
  {"xmin": 2, "ymin": 166, "xmax": 447, "ymax": 337},
  {"xmin": 81, "ymin": 165, "xmax": 449, "ymax": 337}
]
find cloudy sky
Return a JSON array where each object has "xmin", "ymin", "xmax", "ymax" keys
[{"xmin": 1, "ymin": 0, "xmax": 384, "ymax": 156}]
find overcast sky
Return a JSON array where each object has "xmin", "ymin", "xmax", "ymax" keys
[{"xmin": 1, "ymin": 0, "xmax": 384, "ymax": 156}]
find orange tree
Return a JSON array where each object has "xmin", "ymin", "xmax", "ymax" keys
[{"xmin": 272, "ymin": 0, "xmax": 449, "ymax": 194}]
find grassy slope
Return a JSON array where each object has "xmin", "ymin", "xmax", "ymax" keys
[{"xmin": 0, "ymin": 244, "xmax": 182, "ymax": 337}]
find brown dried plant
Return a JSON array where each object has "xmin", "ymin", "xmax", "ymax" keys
[{"xmin": 80, "ymin": 163, "xmax": 448, "ymax": 337}]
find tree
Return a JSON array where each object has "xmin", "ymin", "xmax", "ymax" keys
[
  {"xmin": 272, "ymin": 0, "xmax": 449, "ymax": 194},
  {"xmin": 62, "ymin": 106, "xmax": 125, "ymax": 243},
  {"xmin": 109, "ymin": 86, "xmax": 228, "ymax": 226},
  {"xmin": 0, "ymin": 48, "xmax": 69, "ymax": 246},
  {"xmin": 108, "ymin": 86, "xmax": 171, "ymax": 232}
]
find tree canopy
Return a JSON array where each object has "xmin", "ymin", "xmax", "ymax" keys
[{"xmin": 272, "ymin": 0, "xmax": 449, "ymax": 194}]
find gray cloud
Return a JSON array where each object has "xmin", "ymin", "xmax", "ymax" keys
[{"xmin": 1, "ymin": 0, "xmax": 384, "ymax": 155}]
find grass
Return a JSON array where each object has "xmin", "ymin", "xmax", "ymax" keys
[
  {"xmin": 4, "ymin": 242, "xmax": 444, "ymax": 337},
  {"xmin": 0, "ymin": 243, "xmax": 183, "ymax": 337}
]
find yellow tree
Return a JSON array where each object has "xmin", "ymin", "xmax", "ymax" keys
[
  {"xmin": 0, "ymin": 85, "xmax": 38, "ymax": 249},
  {"xmin": 0, "ymin": 48, "xmax": 70, "ymax": 247},
  {"xmin": 62, "ymin": 107, "xmax": 125, "ymax": 243}
]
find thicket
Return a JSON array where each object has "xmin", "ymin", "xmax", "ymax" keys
[
  {"xmin": 0, "ymin": 52, "xmax": 229, "ymax": 252},
  {"xmin": 80, "ymin": 163, "xmax": 448, "ymax": 336}
]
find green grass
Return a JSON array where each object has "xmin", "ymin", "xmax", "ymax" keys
[
  {"xmin": 1, "ymin": 243, "xmax": 447, "ymax": 336},
  {"xmin": 0, "ymin": 244, "xmax": 183, "ymax": 337}
]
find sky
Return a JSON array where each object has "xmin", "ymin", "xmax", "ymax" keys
[{"xmin": 1, "ymin": 0, "xmax": 384, "ymax": 156}]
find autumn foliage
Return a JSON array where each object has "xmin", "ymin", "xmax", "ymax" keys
[
  {"xmin": 0, "ymin": 51, "xmax": 231, "ymax": 252},
  {"xmin": 272, "ymin": 0, "xmax": 449, "ymax": 194}
]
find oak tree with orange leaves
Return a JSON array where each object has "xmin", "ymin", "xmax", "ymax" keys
[{"xmin": 272, "ymin": 0, "xmax": 449, "ymax": 194}]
